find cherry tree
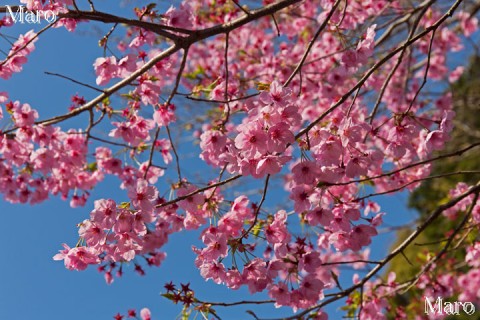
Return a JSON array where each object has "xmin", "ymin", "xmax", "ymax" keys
[{"xmin": 1, "ymin": 0, "xmax": 480, "ymax": 319}]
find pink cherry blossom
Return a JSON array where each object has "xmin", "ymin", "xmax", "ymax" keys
[{"xmin": 93, "ymin": 56, "xmax": 118, "ymax": 85}]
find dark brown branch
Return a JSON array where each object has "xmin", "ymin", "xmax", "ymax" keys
[
  {"xmin": 222, "ymin": 32, "xmax": 231, "ymax": 125},
  {"xmin": 5, "ymin": 0, "xmax": 300, "ymax": 133},
  {"xmin": 197, "ymin": 299, "xmax": 275, "ymax": 307},
  {"xmin": 320, "ymin": 259, "xmax": 381, "ymax": 266},
  {"xmin": 60, "ymin": 10, "xmax": 184, "ymax": 40}
]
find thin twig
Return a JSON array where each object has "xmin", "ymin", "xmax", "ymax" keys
[
  {"xmin": 44, "ymin": 71, "xmax": 104, "ymax": 93},
  {"xmin": 196, "ymin": 299, "xmax": 275, "ymax": 307},
  {"xmin": 222, "ymin": 32, "xmax": 231, "ymax": 125},
  {"xmin": 166, "ymin": 125, "xmax": 182, "ymax": 182},
  {"xmin": 239, "ymin": 175, "xmax": 270, "ymax": 240},
  {"xmin": 232, "ymin": 0, "xmax": 251, "ymax": 15},
  {"xmin": 283, "ymin": 0, "xmax": 341, "ymax": 87},
  {"xmin": 404, "ymin": 28, "xmax": 436, "ymax": 114},
  {"xmin": 155, "ymin": 175, "xmax": 242, "ymax": 209}
]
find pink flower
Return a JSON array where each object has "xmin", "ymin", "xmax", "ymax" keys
[
  {"xmin": 314, "ymin": 135, "xmax": 343, "ymax": 166},
  {"xmin": 424, "ymin": 130, "xmax": 446, "ymax": 152},
  {"xmin": 30, "ymin": 148, "xmax": 54, "ymax": 174},
  {"xmin": 300, "ymin": 251, "xmax": 322, "ymax": 273},
  {"xmin": 93, "ymin": 56, "xmax": 118, "ymax": 85},
  {"xmin": 242, "ymin": 258, "xmax": 269, "ymax": 293},
  {"xmin": 339, "ymin": 118, "xmax": 368, "ymax": 147},
  {"xmin": 199, "ymin": 260, "xmax": 227, "ymax": 284},
  {"xmin": 127, "ymin": 179, "xmax": 158, "ymax": 213},
  {"xmin": 53, "ymin": 244, "xmax": 100, "ymax": 271},
  {"xmin": 129, "ymin": 31, "xmax": 156, "ymax": 48},
  {"xmin": 466, "ymin": 243, "xmax": 480, "ymax": 267},
  {"xmin": 327, "ymin": 66, "xmax": 347, "ymax": 85},
  {"xmin": 78, "ymin": 220, "xmax": 105, "ymax": 246},
  {"xmin": 70, "ymin": 194, "xmax": 88, "ymax": 208},
  {"xmin": 300, "ymin": 274, "xmax": 325, "ymax": 301},
  {"xmin": 356, "ymin": 24, "xmax": 376, "ymax": 63},
  {"xmin": 139, "ymin": 161, "xmax": 164, "ymax": 185},
  {"xmin": 329, "ymin": 232, "xmax": 351, "ymax": 251},
  {"xmin": 177, "ymin": 184, "xmax": 204, "ymax": 213},
  {"xmin": 440, "ymin": 110, "xmax": 455, "ymax": 132},
  {"xmin": 305, "ymin": 208, "xmax": 333, "ymax": 226},
  {"xmin": 0, "ymin": 91, "xmax": 8, "ymax": 104},
  {"xmin": 12, "ymin": 102, "xmax": 38, "ymax": 127},
  {"xmin": 292, "ymin": 161, "xmax": 318, "ymax": 185},
  {"xmin": 218, "ymin": 211, "xmax": 244, "ymax": 237},
  {"xmin": 201, "ymin": 231, "xmax": 228, "ymax": 260},
  {"xmin": 235, "ymin": 121, "xmax": 268, "ymax": 157},
  {"xmin": 91, "ymin": 199, "xmax": 117, "ymax": 229},
  {"xmin": 349, "ymin": 224, "xmax": 377, "ymax": 250},
  {"xmin": 458, "ymin": 11, "xmax": 478, "ymax": 37},
  {"xmin": 153, "ymin": 104, "xmax": 176, "ymax": 126},
  {"xmin": 259, "ymin": 80, "xmax": 292, "ymax": 107},
  {"xmin": 117, "ymin": 54, "xmax": 137, "ymax": 77},
  {"xmin": 290, "ymin": 185, "xmax": 312, "ymax": 213},
  {"xmin": 268, "ymin": 282, "xmax": 291, "ymax": 307},
  {"xmin": 267, "ymin": 122, "xmax": 295, "ymax": 153},
  {"xmin": 265, "ymin": 210, "xmax": 290, "ymax": 244},
  {"xmin": 200, "ymin": 129, "xmax": 228, "ymax": 166},
  {"xmin": 330, "ymin": 213, "xmax": 352, "ymax": 232},
  {"xmin": 164, "ymin": 3, "xmax": 193, "ymax": 28},
  {"xmin": 385, "ymin": 142, "xmax": 406, "ymax": 160},
  {"xmin": 256, "ymin": 155, "xmax": 290, "ymax": 177},
  {"xmin": 140, "ymin": 308, "xmax": 151, "ymax": 320},
  {"xmin": 155, "ymin": 139, "xmax": 173, "ymax": 164},
  {"xmin": 345, "ymin": 156, "xmax": 369, "ymax": 178},
  {"xmin": 225, "ymin": 269, "xmax": 243, "ymax": 290},
  {"xmin": 132, "ymin": 210, "xmax": 154, "ymax": 235},
  {"xmin": 364, "ymin": 201, "xmax": 380, "ymax": 216},
  {"xmin": 449, "ymin": 66, "xmax": 464, "ymax": 83},
  {"xmin": 342, "ymin": 50, "xmax": 359, "ymax": 67},
  {"xmin": 137, "ymin": 80, "xmax": 161, "ymax": 106},
  {"xmin": 113, "ymin": 211, "xmax": 133, "ymax": 233}
]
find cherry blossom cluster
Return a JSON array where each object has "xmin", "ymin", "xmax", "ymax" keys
[
  {"xmin": 0, "ymin": 94, "xmax": 172, "ymax": 207},
  {"xmin": 200, "ymin": 80, "xmax": 297, "ymax": 177},
  {"xmin": 53, "ymin": 180, "xmax": 174, "ymax": 283},
  {"xmin": 443, "ymin": 182, "xmax": 480, "ymax": 221},
  {"xmin": 0, "ymin": 30, "xmax": 37, "ymax": 79},
  {"xmin": 192, "ymin": 194, "xmax": 377, "ymax": 311}
]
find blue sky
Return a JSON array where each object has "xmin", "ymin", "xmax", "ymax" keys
[{"xmin": 0, "ymin": 1, "xmax": 464, "ymax": 319}]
